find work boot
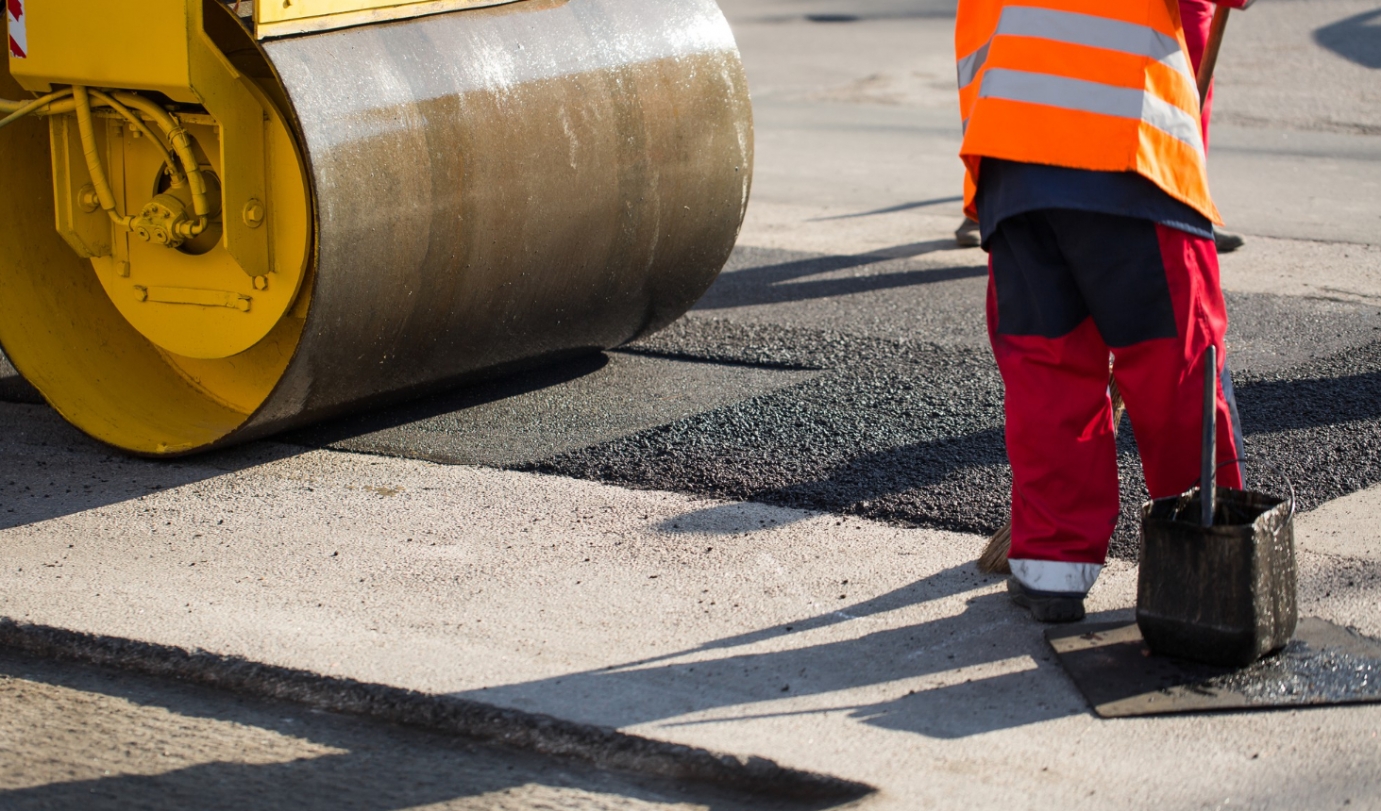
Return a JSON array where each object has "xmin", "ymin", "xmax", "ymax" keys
[
  {"xmin": 955, "ymin": 217, "xmax": 981, "ymax": 248},
  {"xmin": 1214, "ymin": 227, "xmax": 1245, "ymax": 253},
  {"xmin": 1007, "ymin": 577, "xmax": 1086, "ymax": 623}
]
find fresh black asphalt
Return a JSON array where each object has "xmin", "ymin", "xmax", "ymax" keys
[{"xmin": 4, "ymin": 243, "xmax": 1380, "ymax": 560}]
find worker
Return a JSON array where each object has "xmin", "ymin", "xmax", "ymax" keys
[
  {"xmin": 957, "ymin": 0, "xmax": 1252, "ymax": 621},
  {"xmin": 956, "ymin": 0, "xmax": 1245, "ymax": 254}
]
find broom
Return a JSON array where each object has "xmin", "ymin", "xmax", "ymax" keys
[
  {"xmin": 978, "ymin": 7, "xmax": 1231, "ymax": 576},
  {"xmin": 977, "ymin": 372, "xmax": 1127, "ymax": 575}
]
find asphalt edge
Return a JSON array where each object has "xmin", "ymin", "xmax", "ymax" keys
[{"xmin": 0, "ymin": 617, "xmax": 875, "ymax": 801}]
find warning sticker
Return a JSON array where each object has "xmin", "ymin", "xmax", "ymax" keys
[{"xmin": 7, "ymin": 0, "xmax": 26, "ymax": 60}]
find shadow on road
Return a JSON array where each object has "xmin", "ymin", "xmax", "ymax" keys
[
  {"xmin": 620, "ymin": 561, "xmax": 991, "ymax": 667},
  {"xmin": 451, "ymin": 565, "xmax": 1088, "ymax": 741},
  {"xmin": 1237, "ymin": 368, "xmax": 1381, "ymax": 434},
  {"xmin": 0, "ymin": 355, "xmax": 612, "ymax": 531},
  {"xmin": 697, "ymin": 241, "xmax": 985, "ymax": 310},
  {"xmin": 0, "ymin": 351, "xmax": 43, "ymax": 404},
  {"xmin": 810, "ymin": 196, "xmax": 965, "ymax": 221},
  {"xmin": 0, "ymin": 405, "xmax": 306, "ymax": 532},
  {"xmin": 0, "ymin": 652, "xmax": 836, "ymax": 811},
  {"xmin": 1314, "ymin": 10, "xmax": 1381, "ymax": 70}
]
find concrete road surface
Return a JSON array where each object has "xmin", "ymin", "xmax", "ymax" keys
[
  {"xmin": 3, "ymin": 0, "xmax": 1381, "ymax": 808},
  {"xmin": 0, "ymin": 650, "xmax": 831, "ymax": 811}
]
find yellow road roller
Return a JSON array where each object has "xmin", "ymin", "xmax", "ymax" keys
[{"xmin": 0, "ymin": 0, "xmax": 752, "ymax": 454}]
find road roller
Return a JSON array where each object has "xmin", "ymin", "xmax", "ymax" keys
[{"xmin": 0, "ymin": 0, "xmax": 752, "ymax": 454}]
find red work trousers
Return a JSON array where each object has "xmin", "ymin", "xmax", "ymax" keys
[{"xmin": 987, "ymin": 210, "xmax": 1244, "ymax": 595}]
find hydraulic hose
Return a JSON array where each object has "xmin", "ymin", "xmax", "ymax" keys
[
  {"xmin": 88, "ymin": 90, "xmax": 184, "ymax": 188},
  {"xmin": 0, "ymin": 85, "xmax": 211, "ymax": 237},
  {"xmin": 0, "ymin": 88, "xmax": 73, "ymax": 130},
  {"xmin": 110, "ymin": 92, "xmax": 212, "ymax": 219},
  {"xmin": 0, "ymin": 91, "xmax": 183, "ymax": 189},
  {"xmin": 72, "ymin": 85, "xmax": 133, "ymax": 229}
]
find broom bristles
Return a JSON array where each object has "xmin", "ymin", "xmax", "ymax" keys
[
  {"xmin": 978, "ymin": 521, "xmax": 1012, "ymax": 575},
  {"xmin": 1110, "ymin": 375, "xmax": 1127, "ymax": 427},
  {"xmin": 977, "ymin": 368, "xmax": 1125, "ymax": 576}
]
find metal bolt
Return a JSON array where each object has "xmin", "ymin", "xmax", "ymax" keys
[
  {"xmin": 243, "ymin": 199, "xmax": 266, "ymax": 229},
  {"xmin": 253, "ymin": 275, "xmax": 269, "ymax": 291},
  {"xmin": 78, "ymin": 185, "xmax": 100, "ymax": 214}
]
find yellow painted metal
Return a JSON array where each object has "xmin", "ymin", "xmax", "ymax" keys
[
  {"xmin": 189, "ymin": 7, "xmax": 274, "ymax": 283},
  {"xmin": 12, "ymin": 0, "xmax": 311, "ymax": 359},
  {"xmin": 49, "ymin": 115, "xmax": 112, "ymax": 259},
  {"xmin": 1, "ymin": 1, "xmax": 313, "ymax": 450},
  {"xmin": 252, "ymin": 0, "xmax": 524, "ymax": 39},
  {"xmin": 78, "ymin": 107, "xmax": 310, "ymax": 359},
  {"xmin": 8, "ymin": 0, "xmax": 196, "ymax": 101},
  {"xmin": 0, "ymin": 62, "xmax": 307, "ymax": 453}
]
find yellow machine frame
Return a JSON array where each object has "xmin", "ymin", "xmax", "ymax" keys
[
  {"xmin": 2, "ymin": 0, "xmax": 313, "ymax": 451},
  {"xmin": 253, "ymin": 0, "xmax": 524, "ymax": 39},
  {"xmin": 9, "ymin": 0, "xmax": 311, "ymax": 362}
]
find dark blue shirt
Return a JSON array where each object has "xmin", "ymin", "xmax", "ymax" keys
[{"xmin": 976, "ymin": 158, "xmax": 1213, "ymax": 249}]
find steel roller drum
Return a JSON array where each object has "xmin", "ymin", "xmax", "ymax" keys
[{"xmin": 0, "ymin": 0, "xmax": 752, "ymax": 454}]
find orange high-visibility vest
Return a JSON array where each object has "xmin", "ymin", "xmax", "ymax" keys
[{"xmin": 957, "ymin": 0, "xmax": 1220, "ymax": 224}]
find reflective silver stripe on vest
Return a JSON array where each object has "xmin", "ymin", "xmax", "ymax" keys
[
  {"xmin": 979, "ymin": 68, "xmax": 1204, "ymax": 157},
  {"xmin": 982, "ymin": 67, "xmax": 1141, "ymax": 117},
  {"xmin": 957, "ymin": 41, "xmax": 990, "ymax": 89},
  {"xmin": 1141, "ymin": 92, "xmax": 1205, "ymax": 157},
  {"xmin": 996, "ymin": 6, "xmax": 1195, "ymax": 83},
  {"xmin": 958, "ymin": 6, "xmax": 1196, "ymax": 91}
]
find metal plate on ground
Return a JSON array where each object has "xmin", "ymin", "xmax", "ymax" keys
[
  {"xmin": 1047, "ymin": 617, "xmax": 1381, "ymax": 718},
  {"xmin": 283, "ymin": 351, "xmax": 818, "ymax": 467}
]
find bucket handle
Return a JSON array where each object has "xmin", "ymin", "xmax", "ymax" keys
[{"xmin": 1198, "ymin": 456, "xmax": 1298, "ymax": 522}]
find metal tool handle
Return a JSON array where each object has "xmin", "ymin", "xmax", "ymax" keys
[
  {"xmin": 1202, "ymin": 345, "xmax": 1218, "ymax": 527},
  {"xmin": 1197, "ymin": 5, "xmax": 1232, "ymax": 107}
]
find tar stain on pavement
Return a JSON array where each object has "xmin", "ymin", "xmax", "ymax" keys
[
  {"xmin": 1210, "ymin": 639, "xmax": 1381, "ymax": 706},
  {"xmin": 1051, "ymin": 617, "xmax": 1381, "ymax": 717}
]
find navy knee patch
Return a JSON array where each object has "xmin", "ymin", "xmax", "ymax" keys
[{"xmin": 990, "ymin": 210, "xmax": 1178, "ymax": 347}]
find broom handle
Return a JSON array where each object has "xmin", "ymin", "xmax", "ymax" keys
[
  {"xmin": 1202, "ymin": 345, "xmax": 1218, "ymax": 527},
  {"xmin": 1197, "ymin": 5, "xmax": 1231, "ymax": 107}
]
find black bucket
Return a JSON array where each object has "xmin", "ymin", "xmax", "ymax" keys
[{"xmin": 1137, "ymin": 485, "xmax": 1297, "ymax": 667}]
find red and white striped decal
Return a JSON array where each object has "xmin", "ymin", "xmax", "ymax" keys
[{"xmin": 7, "ymin": 0, "xmax": 27, "ymax": 59}]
